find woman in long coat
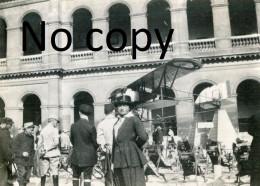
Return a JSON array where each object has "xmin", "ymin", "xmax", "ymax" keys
[{"xmin": 112, "ymin": 95, "xmax": 148, "ymax": 186}]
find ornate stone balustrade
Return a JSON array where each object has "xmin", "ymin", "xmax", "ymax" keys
[
  {"xmin": 20, "ymin": 54, "xmax": 42, "ymax": 65},
  {"xmin": 189, "ymin": 38, "xmax": 216, "ymax": 51},
  {"xmin": 71, "ymin": 51, "xmax": 94, "ymax": 62},
  {"xmin": 231, "ymin": 34, "xmax": 260, "ymax": 47},
  {"xmin": 108, "ymin": 46, "xmax": 132, "ymax": 58},
  {"xmin": 0, "ymin": 58, "xmax": 7, "ymax": 69},
  {"xmin": 148, "ymin": 42, "xmax": 173, "ymax": 54}
]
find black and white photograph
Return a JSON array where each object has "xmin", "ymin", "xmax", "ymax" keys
[{"xmin": 0, "ymin": 0, "xmax": 260, "ymax": 185}]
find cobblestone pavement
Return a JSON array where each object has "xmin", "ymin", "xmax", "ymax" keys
[{"xmin": 17, "ymin": 166, "xmax": 250, "ymax": 186}]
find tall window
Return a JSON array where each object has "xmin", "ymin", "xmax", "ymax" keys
[
  {"xmin": 109, "ymin": 3, "xmax": 131, "ymax": 47},
  {"xmin": 0, "ymin": 19, "xmax": 7, "ymax": 58},
  {"xmin": 72, "ymin": 9, "xmax": 92, "ymax": 51},
  {"xmin": 187, "ymin": 0, "xmax": 214, "ymax": 40},
  {"xmin": 147, "ymin": 0, "xmax": 171, "ymax": 43},
  {"xmin": 229, "ymin": 0, "xmax": 257, "ymax": 36},
  {"xmin": 22, "ymin": 13, "xmax": 42, "ymax": 56}
]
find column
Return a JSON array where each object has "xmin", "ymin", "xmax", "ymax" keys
[
  {"xmin": 44, "ymin": 0, "xmax": 61, "ymax": 68},
  {"xmin": 211, "ymin": 0, "xmax": 232, "ymax": 50},
  {"xmin": 254, "ymin": 0, "xmax": 260, "ymax": 34},
  {"xmin": 60, "ymin": 22, "xmax": 73, "ymax": 66},
  {"xmin": 59, "ymin": 105, "xmax": 74, "ymax": 131},
  {"xmin": 6, "ymin": 27, "xmax": 21, "ymax": 70},
  {"xmin": 175, "ymin": 97, "xmax": 194, "ymax": 141},
  {"xmin": 45, "ymin": 21, "xmax": 61, "ymax": 68},
  {"xmin": 170, "ymin": 0, "xmax": 190, "ymax": 57},
  {"xmin": 92, "ymin": 17, "xmax": 109, "ymax": 61},
  {"xmin": 47, "ymin": 78, "xmax": 60, "ymax": 121},
  {"xmin": 220, "ymin": 94, "xmax": 239, "ymax": 134},
  {"xmin": 93, "ymin": 102, "xmax": 106, "ymax": 127},
  {"xmin": 130, "ymin": 12, "xmax": 149, "ymax": 59},
  {"xmin": 5, "ymin": 107, "xmax": 23, "ymax": 136},
  {"xmin": 41, "ymin": 106, "xmax": 49, "ymax": 128}
]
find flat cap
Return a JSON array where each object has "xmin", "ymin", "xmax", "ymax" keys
[{"xmin": 79, "ymin": 104, "xmax": 93, "ymax": 115}]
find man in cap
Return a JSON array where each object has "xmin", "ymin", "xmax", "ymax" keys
[
  {"xmin": 12, "ymin": 122, "xmax": 35, "ymax": 186},
  {"xmin": 70, "ymin": 104, "xmax": 98, "ymax": 186},
  {"xmin": 38, "ymin": 118, "xmax": 60, "ymax": 186},
  {"xmin": 97, "ymin": 103, "xmax": 117, "ymax": 186},
  {"xmin": 0, "ymin": 117, "xmax": 14, "ymax": 186}
]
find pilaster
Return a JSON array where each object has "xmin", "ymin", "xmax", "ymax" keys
[
  {"xmin": 130, "ymin": 12, "xmax": 149, "ymax": 59},
  {"xmin": 170, "ymin": 2, "xmax": 190, "ymax": 57},
  {"xmin": 92, "ymin": 17, "xmax": 109, "ymax": 61},
  {"xmin": 211, "ymin": 0, "xmax": 232, "ymax": 50}
]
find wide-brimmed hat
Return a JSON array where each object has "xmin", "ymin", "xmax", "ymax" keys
[{"xmin": 114, "ymin": 95, "xmax": 133, "ymax": 105}]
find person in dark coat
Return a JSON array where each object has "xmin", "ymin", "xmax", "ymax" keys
[
  {"xmin": 70, "ymin": 104, "xmax": 98, "ymax": 186},
  {"xmin": 13, "ymin": 122, "xmax": 35, "ymax": 186},
  {"xmin": 0, "ymin": 117, "xmax": 14, "ymax": 186},
  {"xmin": 248, "ymin": 112, "xmax": 260, "ymax": 186},
  {"xmin": 112, "ymin": 95, "xmax": 148, "ymax": 186}
]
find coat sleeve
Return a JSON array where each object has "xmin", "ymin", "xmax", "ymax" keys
[
  {"xmin": 12, "ymin": 134, "xmax": 23, "ymax": 157},
  {"xmin": 133, "ymin": 116, "xmax": 148, "ymax": 147},
  {"xmin": 91, "ymin": 126, "xmax": 99, "ymax": 150},
  {"xmin": 96, "ymin": 121, "xmax": 105, "ymax": 149},
  {"xmin": 0, "ymin": 132, "xmax": 13, "ymax": 162}
]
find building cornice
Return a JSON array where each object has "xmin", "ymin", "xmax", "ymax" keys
[
  {"xmin": 1, "ymin": 52, "xmax": 260, "ymax": 80},
  {"xmin": 0, "ymin": 0, "xmax": 48, "ymax": 10}
]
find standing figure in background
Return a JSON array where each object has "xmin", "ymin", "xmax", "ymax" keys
[
  {"xmin": 39, "ymin": 118, "xmax": 60, "ymax": 186},
  {"xmin": 248, "ymin": 112, "xmax": 260, "ymax": 186},
  {"xmin": 113, "ymin": 95, "xmax": 148, "ymax": 186},
  {"xmin": 70, "ymin": 104, "xmax": 98, "ymax": 186},
  {"xmin": 13, "ymin": 122, "xmax": 35, "ymax": 186},
  {"xmin": 0, "ymin": 118, "xmax": 14, "ymax": 186},
  {"xmin": 97, "ymin": 103, "xmax": 117, "ymax": 186}
]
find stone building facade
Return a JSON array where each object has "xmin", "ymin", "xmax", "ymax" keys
[{"xmin": 0, "ymin": 0, "xmax": 260, "ymax": 142}]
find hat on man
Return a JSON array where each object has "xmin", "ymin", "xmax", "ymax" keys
[
  {"xmin": 104, "ymin": 103, "xmax": 114, "ymax": 115},
  {"xmin": 24, "ymin": 122, "xmax": 34, "ymax": 129},
  {"xmin": 79, "ymin": 104, "xmax": 93, "ymax": 115},
  {"xmin": 2, "ymin": 117, "xmax": 14, "ymax": 125},
  {"xmin": 114, "ymin": 95, "xmax": 133, "ymax": 106}
]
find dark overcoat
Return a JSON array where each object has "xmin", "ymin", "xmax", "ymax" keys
[
  {"xmin": 0, "ymin": 129, "xmax": 13, "ymax": 164},
  {"xmin": 113, "ymin": 116, "xmax": 148, "ymax": 168},
  {"xmin": 12, "ymin": 132, "xmax": 34, "ymax": 166},
  {"xmin": 70, "ymin": 118, "xmax": 98, "ymax": 167}
]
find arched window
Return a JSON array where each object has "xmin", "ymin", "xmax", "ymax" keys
[
  {"xmin": 229, "ymin": 0, "xmax": 257, "ymax": 36},
  {"xmin": 187, "ymin": 0, "xmax": 214, "ymax": 40},
  {"xmin": 237, "ymin": 80, "xmax": 260, "ymax": 132},
  {"xmin": 22, "ymin": 12, "xmax": 42, "ymax": 56},
  {"xmin": 108, "ymin": 3, "xmax": 131, "ymax": 47},
  {"xmin": 193, "ymin": 82, "xmax": 214, "ymax": 122},
  {"xmin": 23, "ymin": 94, "xmax": 41, "ymax": 125},
  {"xmin": 72, "ymin": 9, "xmax": 92, "ymax": 51},
  {"xmin": 147, "ymin": 0, "xmax": 171, "ymax": 43},
  {"xmin": 0, "ymin": 19, "xmax": 7, "ymax": 58}
]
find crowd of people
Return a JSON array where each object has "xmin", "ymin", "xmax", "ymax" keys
[
  {"xmin": 0, "ymin": 94, "xmax": 148, "ymax": 186},
  {"xmin": 1, "ymin": 93, "xmax": 260, "ymax": 186}
]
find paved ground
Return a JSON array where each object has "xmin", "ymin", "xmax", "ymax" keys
[{"xmin": 16, "ymin": 165, "xmax": 250, "ymax": 186}]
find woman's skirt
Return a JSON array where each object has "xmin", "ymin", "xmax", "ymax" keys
[{"xmin": 114, "ymin": 166, "xmax": 145, "ymax": 186}]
